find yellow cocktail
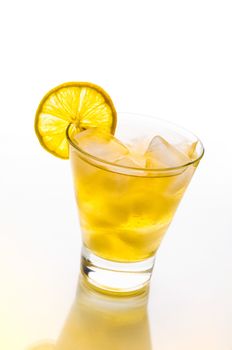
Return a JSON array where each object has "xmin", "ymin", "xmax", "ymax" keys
[
  {"xmin": 35, "ymin": 83, "xmax": 204, "ymax": 294},
  {"xmin": 70, "ymin": 142, "xmax": 195, "ymax": 262},
  {"xmin": 67, "ymin": 113, "xmax": 204, "ymax": 293}
]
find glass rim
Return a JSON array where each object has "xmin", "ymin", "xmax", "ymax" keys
[{"xmin": 66, "ymin": 112, "xmax": 204, "ymax": 174}]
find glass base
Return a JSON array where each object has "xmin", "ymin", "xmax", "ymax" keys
[{"xmin": 81, "ymin": 246, "xmax": 155, "ymax": 294}]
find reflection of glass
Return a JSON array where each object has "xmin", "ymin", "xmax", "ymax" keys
[
  {"xmin": 67, "ymin": 113, "xmax": 204, "ymax": 293},
  {"xmin": 56, "ymin": 276, "xmax": 152, "ymax": 350},
  {"xmin": 28, "ymin": 343, "xmax": 55, "ymax": 350}
]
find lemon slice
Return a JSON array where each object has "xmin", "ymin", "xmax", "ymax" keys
[{"xmin": 35, "ymin": 82, "xmax": 117, "ymax": 159}]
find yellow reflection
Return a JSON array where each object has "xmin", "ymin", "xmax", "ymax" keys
[
  {"xmin": 28, "ymin": 343, "xmax": 55, "ymax": 350},
  {"xmin": 56, "ymin": 276, "xmax": 152, "ymax": 350}
]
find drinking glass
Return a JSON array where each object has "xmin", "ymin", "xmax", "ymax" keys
[{"xmin": 67, "ymin": 113, "xmax": 204, "ymax": 294}]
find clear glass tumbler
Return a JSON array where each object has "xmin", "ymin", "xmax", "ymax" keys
[{"xmin": 67, "ymin": 113, "xmax": 204, "ymax": 294}]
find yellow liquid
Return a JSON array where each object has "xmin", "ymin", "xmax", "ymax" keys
[{"xmin": 70, "ymin": 148, "xmax": 195, "ymax": 262}]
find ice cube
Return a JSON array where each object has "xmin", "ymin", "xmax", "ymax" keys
[
  {"xmin": 176, "ymin": 141, "xmax": 199, "ymax": 160},
  {"xmin": 115, "ymin": 154, "xmax": 146, "ymax": 168},
  {"xmin": 116, "ymin": 137, "xmax": 147, "ymax": 168},
  {"xmin": 73, "ymin": 128, "xmax": 129, "ymax": 162},
  {"xmin": 126, "ymin": 137, "xmax": 150, "ymax": 155},
  {"xmin": 145, "ymin": 135, "xmax": 190, "ymax": 168}
]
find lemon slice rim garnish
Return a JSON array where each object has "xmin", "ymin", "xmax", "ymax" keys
[{"xmin": 35, "ymin": 81, "xmax": 117, "ymax": 159}]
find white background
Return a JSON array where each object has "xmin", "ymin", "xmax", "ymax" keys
[{"xmin": 0, "ymin": 1, "xmax": 231, "ymax": 349}]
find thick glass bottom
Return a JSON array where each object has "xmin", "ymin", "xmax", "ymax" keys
[{"xmin": 81, "ymin": 246, "xmax": 155, "ymax": 294}]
